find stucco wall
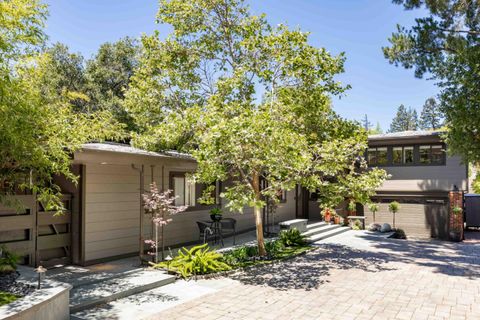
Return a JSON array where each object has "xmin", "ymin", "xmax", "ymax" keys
[{"xmin": 378, "ymin": 155, "xmax": 467, "ymax": 192}]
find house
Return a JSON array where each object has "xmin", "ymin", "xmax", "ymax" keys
[
  {"xmin": 0, "ymin": 142, "xmax": 296, "ymax": 267},
  {"xmin": 364, "ymin": 130, "xmax": 468, "ymax": 239}
]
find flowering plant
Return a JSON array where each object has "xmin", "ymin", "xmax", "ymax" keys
[{"xmin": 143, "ymin": 182, "xmax": 188, "ymax": 262}]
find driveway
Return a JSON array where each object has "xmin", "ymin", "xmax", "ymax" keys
[{"xmin": 148, "ymin": 231, "xmax": 480, "ymax": 320}]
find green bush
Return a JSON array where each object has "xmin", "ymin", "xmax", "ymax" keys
[
  {"xmin": 265, "ymin": 239, "xmax": 285, "ymax": 256},
  {"xmin": 279, "ymin": 228, "xmax": 307, "ymax": 247},
  {"xmin": 0, "ymin": 291, "xmax": 18, "ymax": 307},
  {"xmin": 0, "ymin": 246, "xmax": 19, "ymax": 274},
  {"xmin": 352, "ymin": 220, "xmax": 363, "ymax": 230},
  {"xmin": 152, "ymin": 243, "xmax": 230, "ymax": 279}
]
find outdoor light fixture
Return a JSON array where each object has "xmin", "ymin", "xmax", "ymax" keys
[{"xmin": 34, "ymin": 265, "xmax": 47, "ymax": 289}]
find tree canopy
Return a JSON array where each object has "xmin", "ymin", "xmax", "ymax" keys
[
  {"xmin": 389, "ymin": 104, "xmax": 418, "ymax": 132},
  {"xmin": 125, "ymin": 0, "xmax": 388, "ymax": 254},
  {"xmin": 384, "ymin": 0, "xmax": 480, "ymax": 162},
  {"xmin": 0, "ymin": 0, "xmax": 122, "ymax": 210},
  {"xmin": 419, "ymin": 97, "xmax": 444, "ymax": 130}
]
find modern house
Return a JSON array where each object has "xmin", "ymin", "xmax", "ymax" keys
[
  {"xmin": 364, "ymin": 130, "xmax": 468, "ymax": 239},
  {"xmin": 0, "ymin": 143, "xmax": 296, "ymax": 267}
]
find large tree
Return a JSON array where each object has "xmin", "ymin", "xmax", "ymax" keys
[
  {"xmin": 85, "ymin": 37, "xmax": 140, "ymax": 130},
  {"xmin": 389, "ymin": 104, "xmax": 418, "ymax": 132},
  {"xmin": 419, "ymin": 97, "xmax": 444, "ymax": 130},
  {"xmin": 126, "ymin": 0, "xmax": 387, "ymax": 255},
  {"xmin": 0, "ymin": 0, "xmax": 121, "ymax": 210},
  {"xmin": 383, "ymin": 0, "xmax": 480, "ymax": 162}
]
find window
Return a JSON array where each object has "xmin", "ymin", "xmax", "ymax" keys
[
  {"xmin": 171, "ymin": 173, "xmax": 196, "ymax": 206},
  {"xmin": 392, "ymin": 147, "xmax": 402, "ymax": 164},
  {"xmin": 277, "ymin": 190, "xmax": 287, "ymax": 203},
  {"xmin": 403, "ymin": 146, "xmax": 414, "ymax": 164},
  {"xmin": 420, "ymin": 145, "xmax": 431, "ymax": 164},
  {"xmin": 431, "ymin": 145, "xmax": 445, "ymax": 164},
  {"xmin": 368, "ymin": 147, "xmax": 387, "ymax": 166},
  {"xmin": 419, "ymin": 145, "xmax": 445, "ymax": 165}
]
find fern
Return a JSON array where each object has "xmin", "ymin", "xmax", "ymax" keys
[
  {"xmin": 0, "ymin": 246, "xmax": 19, "ymax": 274},
  {"xmin": 152, "ymin": 243, "xmax": 231, "ymax": 278},
  {"xmin": 279, "ymin": 228, "xmax": 307, "ymax": 247}
]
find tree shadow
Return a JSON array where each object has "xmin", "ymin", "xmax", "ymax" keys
[
  {"xmin": 228, "ymin": 244, "xmax": 394, "ymax": 291},
  {"xmin": 356, "ymin": 233, "xmax": 480, "ymax": 279}
]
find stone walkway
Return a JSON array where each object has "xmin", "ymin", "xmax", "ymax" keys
[{"xmin": 148, "ymin": 231, "xmax": 480, "ymax": 320}]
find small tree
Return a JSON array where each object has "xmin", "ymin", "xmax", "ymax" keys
[
  {"xmin": 388, "ymin": 201, "xmax": 400, "ymax": 229},
  {"xmin": 143, "ymin": 182, "xmax": 187, "ymax": 262},
  {"xmin": 368, "ymin": 203, "xmax": 379, "ymax": 223}
]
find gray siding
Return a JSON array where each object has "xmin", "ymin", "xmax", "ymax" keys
[
  {"xmin": 378, "ymin": 155, "xmax": 467, "ymax": 192},
  {"xmin": 79, "ymin": 153, "xmax": 295, "ymax": 263}
]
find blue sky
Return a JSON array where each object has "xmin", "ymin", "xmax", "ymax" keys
[{"xmin": 44, "ymin": 0, "xmax": 437, "ymax": 131}]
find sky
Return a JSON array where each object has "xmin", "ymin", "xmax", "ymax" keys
[{"xmin": 44, "ymin": 0, "xmax": 438, "ymax": 131}]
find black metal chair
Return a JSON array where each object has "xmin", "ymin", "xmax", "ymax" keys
[
  {"xmin": 220, "ymin": 218, "xmax": 237, "ymax": 245},
  {"xmin": 197, "ymin": 221, "xmax": 216, "ymax": 244}
]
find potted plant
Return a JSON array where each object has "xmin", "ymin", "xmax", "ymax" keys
[
  {"xmin": 332, "ymin": 210, "xmax": 340, "ymax": 224},
  {"xmin": 368, "ymin": 203, "xmax": 379, "ymax": 223},
  {"xmin": 321, "ymin": 207, "xmax": 332, "ymax": 223},
  {"xmin": 449, "ymin": 206, "xmax": 463, "ymax": 242},
  {"xmin": 388, "ymin": 201, "xmax": 400, "ymax": 229},
  {"xmin": 210, "ymin": 207, "xmax": 223, "ymax": 221},
  {"xmin": 347, "ymin": 200, "xmax": 357, "ymax": 216}
]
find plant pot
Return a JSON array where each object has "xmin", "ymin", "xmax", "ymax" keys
[
  {"xmin": 324, "ymin": 214, "xmax": 331, "ymax": 223},
  {"xmin": 348, "ymin": 211, "xmax": 356, "ymax": 216},
  {"xmin": 449, "ymin": 231, "xmax": 462, "ymax": 242},
  {"xmin": 333, "ymin": 217, "xmax": 340, "ymax": 224},
  {"xmin": 210, "ymin": 214, "xmax": 222, "ymax": 222}
]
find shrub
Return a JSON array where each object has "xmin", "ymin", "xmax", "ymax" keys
[
  {"xmin": 0, "ymin": 246, "xmax": 19, "ymax": 274},
  {"xmin": 368, "ymin": 223, "xmax": 381, "ymax": 232},
  {"xmin": 152, "ymin": 243, "xmax": 230, "ymax": 278},
  {"xmin": 352, "ymin": 220, "xmax": 363, "ymax": 230},
  {"xmin": 391, "ymin": 228, "xmax": 407, "ymax": 239},
  {"xmin": 279, "ymin": 228, "xmax": 307, "ymax": 247},
  {"xmin": 265, "ymin": 239, "xmax": 285, "ymax": 257},
  {"xmin": 0, "ymin": 291, "xmax": 18, "ymax": 307}
]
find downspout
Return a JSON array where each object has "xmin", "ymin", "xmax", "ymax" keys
[
  {"xmin": 132, "ymin": 164, "xmax": 145, "ymax": 263},
  {"xmin": 150, "ymin": 165, "xmax": 155, "ymax": 260}
]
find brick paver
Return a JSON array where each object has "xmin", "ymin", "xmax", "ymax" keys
[{"xmin": 148, "ymin": 231, "xmax": 480, "ymax": 320}]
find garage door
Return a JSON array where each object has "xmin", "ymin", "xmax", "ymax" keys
[{"xmin": 364, "ymin": 197, "xmax": 449, "ymax": 239}]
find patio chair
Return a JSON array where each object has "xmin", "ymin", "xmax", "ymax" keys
[
  {"xmin": 220, "ymin": 218, "xmax": 237, "ymax": 245},
  {"xmin": 196, "ymin": 221, "xmax": 216, "ymax": 244}
]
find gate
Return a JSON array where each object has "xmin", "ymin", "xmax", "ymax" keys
[
  {"xmin": 0, "ymin": 194, "xmax": 72, "ymax": 267},
  {"xmin": 465, "ymin": 194, "xmax": 480, "ymax": 228}
]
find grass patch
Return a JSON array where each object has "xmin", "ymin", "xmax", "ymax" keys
[{"xmin": 0, "ymin": 291, "xmax": 18, "ymax": 307}]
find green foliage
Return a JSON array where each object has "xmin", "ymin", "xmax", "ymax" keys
[
  {"xmin": 0, "ymin": 291, "xmax": 18, "ymax": 307},
  {"xmin": 389, "ymin": 201, "xmax": 400, "ymax": 213},
  {"xmin": 389, "ymin": 104, "xmax": 418, "ymax": 132},
  {"xmin": 0, "ymin": 246, "xmax": 19, "ymax": 274},
  {"xmin": 125, "ymin": 0, "xmax": 388, "ymax": 254},
  {"xmin": 420, "ymin": 97, "xmax": 444, "ymax": 130},
  {"xmin": 152, "ymin": 243, "xmax": 230, "ymax": 279},
  {"xmin": 0, "ymin": 0, "xmax": 123, "ymax": 212},
  {"xmin": 352, "ymin": 220, "xmax": 363, "ymax": 230},
  {"xmin": 368, "ymin": 203, "xmax": 379, "ymax": 213},
  {"xmin": 452, "ymin": 206, "xmax": 463, "ymax": 215},
  {"xmin": 347, "ymin": 201, "xmax": 356, "ymax": 213},
  {"xmin": 279, "ymin": 228, "xmax": 307, "ymax": 247},
  {"xmin": 209, "ymin": 207, "xmax": 222, "ymax": 215},
  {"xmin": 384, "ymin": 0, "xmax": 480, "ymax": 163},
  {"xmin": 473, "ymin": 172, "xmax": 480, "ymax": 194}
]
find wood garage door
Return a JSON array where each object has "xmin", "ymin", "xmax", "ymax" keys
[{"xmin": 364, "ymin": 196, "xmax": 449, "ymax": 239}]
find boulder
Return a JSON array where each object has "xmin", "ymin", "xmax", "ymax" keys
[
  {"xmin": 380, "ymin": 223, "xmax": 392, "ymax": 233},
  {"xmin": 368, "ymin": 223, "xmax": 381, "ymax": 232}
]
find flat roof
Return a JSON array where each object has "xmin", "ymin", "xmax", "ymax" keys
[
  {"xmin": 368, "ymin": 130, "xmax": 444, "ymax": 141},
  {"xmin": 81, "ymin": 142, "xmax": 194, "ymax": 160}
]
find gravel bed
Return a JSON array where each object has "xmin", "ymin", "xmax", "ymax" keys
[{"xmin": 0, "ymin": 272, "xmax": 35, "ymax": 297}]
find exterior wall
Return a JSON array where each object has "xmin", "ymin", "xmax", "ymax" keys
[
  {"xmin": 378, "ymin": 154, "xmax": 467, "ymax": 192},
  {"xmin": 75, "ymin": 149, "xmax": 295, "ymax": 263},
  {"xmin": 364, "ymin": 200, "xmax": 449, "ymax": 239}
]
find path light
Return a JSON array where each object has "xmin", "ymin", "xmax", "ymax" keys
[{"xmin": 34, "ymin": 266, "xmax": 47, "ymax": 289}]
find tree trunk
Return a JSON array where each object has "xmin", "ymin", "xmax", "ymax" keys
[{"xmin": 252, "ymin": 172, "xmax": 267, "ymax": 256}]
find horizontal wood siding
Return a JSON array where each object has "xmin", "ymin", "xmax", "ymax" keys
[
  {"xmin": 83, "ymin": 155, "xmax": 296, "ymax": 262},
  {"xmin": 364, "ymin": 201, "xmax": 449, "ymax": 239}
]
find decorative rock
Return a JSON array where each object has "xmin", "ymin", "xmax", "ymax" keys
[
  {"xmin": 368, "ymin": 223, "xmax": 382, "ymax": 232},
  {"xmin": 380, "ymin": 223, "xmax": 392, "ymax": 233}
]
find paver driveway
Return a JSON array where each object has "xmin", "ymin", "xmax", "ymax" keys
[{"xmin": 148, "ymin": 231, "xmax": 480, "ymax": 320}]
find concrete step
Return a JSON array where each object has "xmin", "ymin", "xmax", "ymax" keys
[
  {"xmin": 305, "ymin": 226, "xmax": 351, "ymax": 243},
  {"xmin": 303, "ymin": 223, "xmax": 343, "ymax": 237},
  {"xmin": 69, "ymin": 269, "xmax": 176, "ymax": 314},
  {"xmin": 306, "ymin": 221, "xmax": 327, "ymax": 230}
]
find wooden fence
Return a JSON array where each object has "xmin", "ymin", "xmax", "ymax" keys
[{"xmin": 0, "ymin": 194, "xmax": 72, "ymax": 267}]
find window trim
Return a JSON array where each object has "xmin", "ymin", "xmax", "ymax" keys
[
  {"xmin": 367, "ymin": 143, "xmax": 446, "ymax": 167},
  {"xmin": 169, "ymin": 171, "xmax": 217, "ymax": 211}
]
